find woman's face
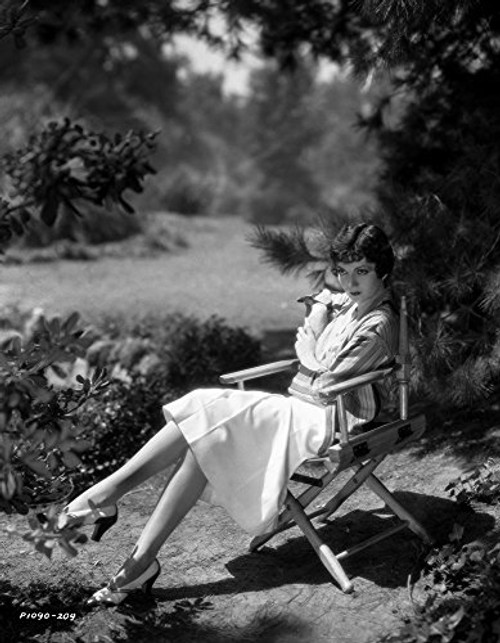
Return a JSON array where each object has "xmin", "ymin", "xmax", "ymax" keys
[{"xmin": 335, "ymin": 259, "xmax": 385, "ymax": 306}]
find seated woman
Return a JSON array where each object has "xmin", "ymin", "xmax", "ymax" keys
[{"xmin": 59, "ymin": 222, "xmax": 398, "ymax": 606}]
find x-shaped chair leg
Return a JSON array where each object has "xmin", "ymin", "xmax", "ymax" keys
[
  {"xmin": 365, "ymin": 474, "xmax": 434, "ymax": 544},
  {"xmin": 285, "ymin": 490, "xmax": 354, "ymax": 593}
]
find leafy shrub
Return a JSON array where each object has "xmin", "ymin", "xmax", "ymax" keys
[
  {"xmin": 376, "ymin": 468, "xmax": 500, "ymax": 643},
  {"xmin": 380, "ymin": 539, "xmax": 500, "ymax": 643},
  {"xmin": 1, "ymin": 118, "xmax": 156, "ymax": 250},
  {"xmin": 445, "ymin": 459, "xmax": 500, "ymax": 507},
  {"xmin": 0, "ymin": 308, "xmax": 108, "ymax": 513},
  {"xmin": 92, "ymin": 312, "xmax": 262, "ymax": 385},
  {"xmin": 156, "ymin": 313, "xmax": 262, "ymax": 388},
  {"xmin": 158, "ymin": 165, "xmax": 214, "ymax": 215},
  {"xmin": 19, "ymin": 203, "xmax": 143, "ymax": 248},
  {"xmin": 69, "ymin": 313, "xmax": 262, "ymax": 490},
  {"xmin": 72, "ymin": 376, "xmax": 181, "ymax": 490}
]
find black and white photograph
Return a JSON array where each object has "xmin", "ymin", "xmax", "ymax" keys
[{"xmin": 1, "ymin": 2, "xmax": 500, "ymax": 642}]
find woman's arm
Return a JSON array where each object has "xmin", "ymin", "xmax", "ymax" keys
[
  {"xmin": 297, "ymin": 288, "xmax": 348, "ymax": 338},
  {"xmin": 294, "ymin": 325, "xmax": 326, "ymax": 371},
  {"xmin": 312, "ymin": 324, "xmax": 396, "ymax": 403}
]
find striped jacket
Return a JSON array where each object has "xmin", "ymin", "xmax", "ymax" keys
[{"xmin": 288, "ymin": 289, "xmax": 398, "ymax": 433}]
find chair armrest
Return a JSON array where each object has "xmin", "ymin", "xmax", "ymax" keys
[
  {"xmin": 321, "ymin": 367, "xmax": 395, "ymax": 396},
  {"xmin": 220, "ymin": 359, "xmax": 299, "ymax": 385}
]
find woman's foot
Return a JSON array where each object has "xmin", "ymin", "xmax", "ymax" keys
[
  {"xmin": 58, "ymin": 502, "xmax": 118, "ymax": 542},
  {"xmin": 87, "ymin": 558, "xmax": 161, "ymax": 607}
]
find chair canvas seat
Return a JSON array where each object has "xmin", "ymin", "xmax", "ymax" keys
[{"xmin": 220, "ymin": 297, "xmax": 433, "ymax": 593}]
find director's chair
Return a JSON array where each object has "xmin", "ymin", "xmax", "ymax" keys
[{"xmin": 220, "ymin": 297, "xmax": 433, "ymax": 593}]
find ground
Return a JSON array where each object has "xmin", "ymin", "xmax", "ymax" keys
[
  {"xmin": 2, "ymin": 398, "xmax": 499, "ymax": 643},
  {"xmin": 1, "ymin": 215, "xmax": 499, "ymax": 642}
]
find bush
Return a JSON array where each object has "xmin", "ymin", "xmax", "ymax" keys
[
  {"xmin": 376, "ymin": 464, "xmax": 500, "ymax": 643},
  {"xmin": 158, "ymin": 165, "xmax": 214, "ymax": 216},
  {"xmin": 445, "ymin": 459, "xmax": 500, "ymax": 507},
  {"xmin": 380, "ymin": 539, "xmax": 500, "ymax": 643},
  {"xmin": 19, "ymin": 203, "xmax": 143, "ymax": 248},
  {"xmin": 72, "ymin": 377, "xmax": 180, "ymax": 490},
  {"xmin": 157, "ymin": 313, "xmax": 262, "ymax": 388},
  {"xmin": 0, "ymin": 304, "xmax": 108, "ymax": 541},
  {"xmin": 70, "ymin": 313, "xmax": 262, "ymax": 490}
]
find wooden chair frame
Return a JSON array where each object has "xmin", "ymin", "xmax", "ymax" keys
[{"xmin": 220, "ymin": 297, "xmax": 433, "ymax": 593}]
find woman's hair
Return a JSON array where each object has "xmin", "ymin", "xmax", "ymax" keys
[{"xmin": 330, "ymin": 223, "xmax": 395, "ymax": 278}]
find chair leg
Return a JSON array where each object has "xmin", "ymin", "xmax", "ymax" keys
[
  {"xmin": 285, "ymin": 491, "xmax": 354, "ymax": 593},
  {"xmin": 250, "ymin": 519, "xmax": 293, "ymax": 552},
  {"xmin": 250, "ymin": 467, "xmax": 340, "ymax": 552},
  {"xmin": 365, "ymin": 474, "xmax": 434, "ymax": 544},
  {"xmin": 313, "ymin": 456, "xmax": 385, "ymax": 523}
]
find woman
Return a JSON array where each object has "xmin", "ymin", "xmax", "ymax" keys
[{"xmin": 59, "ymin": 222, "xmax": 398, "ymax": 606}]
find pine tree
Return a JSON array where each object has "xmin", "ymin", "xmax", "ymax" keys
[{"xmin": 250, "ymin": 0, "xmax": 500, "ymax": 407}]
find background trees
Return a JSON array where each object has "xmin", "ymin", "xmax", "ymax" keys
[{"xmin": 249, "ymin": 0, "xmax": 500, "ymax": 406}]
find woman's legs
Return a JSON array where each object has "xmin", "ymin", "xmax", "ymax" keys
[
  {"xmin": 105, "ymin": 448, "xmax": 207, "ymax": 586},
  {"xmin": 66, "ymin": 421, "xmax": 189, "ymax": 512}
]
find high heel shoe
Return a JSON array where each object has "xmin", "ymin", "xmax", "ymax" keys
[
  {"xmin": 87, "ymin": 559, "xmax": 161, "ymax": 607},
  {"xmin": 57, "ymin": 504, "xmax": 118, "ymax": 542}
]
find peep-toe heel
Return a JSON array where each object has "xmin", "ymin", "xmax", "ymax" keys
[
  {"xmin": 55, "ymin": 504, "xmax": 118, "ymax": 541},
  {"xmin": 87, "ymin": 559, "xmax": 161, "ymax": 607},
  {"xmin": 142, "ymin": 564, "xmax": 161, "ymax": 595},
  {"xmin": 90, "ymin": 509, "xmax": 119, "ymax": 542}
]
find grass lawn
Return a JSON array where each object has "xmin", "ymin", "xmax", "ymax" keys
[{"xmin": 0, "ymin": 214, "xmax": 310, "ymax": 342}]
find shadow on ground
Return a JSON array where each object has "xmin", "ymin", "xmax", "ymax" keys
[
  {"xmin": 2, "ymin": 492, "xmax": 496, "ymax": 643},
  {"xmin": 415, "ymin": 402, "xmax": 500, "ymax": 463},
  {"xmin": 1, "ymin": 579, "xmax": 312, "ymax": 643},
  {"xmin": 154, "ymin": 491, "xmax": 494, "ymax": 602}
]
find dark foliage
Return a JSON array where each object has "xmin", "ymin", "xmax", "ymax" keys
[
  {"xmin": 1, "ymin": 119, "xmax": 156, "ymax": 249},
  {"xmin": 0, "ymin": 310, "xmax": 108, "ymax": 515},
  {"xmin": 73, "ymin": 376, "xmax": 180, "ymax": 490},
  {"xmin": 251, "ymin": 1, "xmax": 500, "ymax": 407},
  {"xmin": 446, "ymin": 459, "xmax": 500, "ymax": 507},
  {"xmin": 381, "ymin": 538, "xmax": 500, "ymax": 643}
]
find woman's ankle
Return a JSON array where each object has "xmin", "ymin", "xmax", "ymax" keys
[
  {"xmin": 65, "ymin": 494, "xmax": 115, "ymax": 514},
  {"xmin": 114, "ymin": 553, "xmax": 157, "ymax": 585}
]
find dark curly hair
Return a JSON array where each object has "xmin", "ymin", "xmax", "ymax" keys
[{"xmin": 330, "ymin": 223, "xmax": 395, "ymax": 279}]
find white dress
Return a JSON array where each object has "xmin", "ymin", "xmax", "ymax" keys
[
  {"xmin": 163, "ymin": 388, "xmax": 330, "ymax": 536},
  {"xmin": 162, "ymin": 289, "xmax": 397, "ymax": 536}
]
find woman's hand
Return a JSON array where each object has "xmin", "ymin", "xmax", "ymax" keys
[
  {"xmin": 295, "ymin": 324, "xmax": 322, "ymax": 370},
  {"xmin": 306, "ymin": 302, "xmax": 329, "ymax": 338}
]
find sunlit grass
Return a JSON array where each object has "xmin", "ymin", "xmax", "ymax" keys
[{"xmin": 1, "ymin": 215, "xmax": 309, "ymax": 335}]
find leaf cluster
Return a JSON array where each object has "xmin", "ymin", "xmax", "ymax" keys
[
  {"xmin": 380, "ymin": 528, "xmax": 500, "ymax": 643},
  {"xmin": 0, "ymin": 309, "xmax": 109, "ymax": 515},
  {"xmin": 445, "ymin": 459, "xmax": 500, "ymax": 507},
  {"xmin": 1, "ymin": 118, "xmax": 157, "ymax": 249}
]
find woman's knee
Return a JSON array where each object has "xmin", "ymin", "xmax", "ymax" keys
[
  {"xmin": 179, "ymin": 449, "xmax": 206, "ymax": 486},
  {"xmin": 156, "ymin": 420, "xmax": 188, "ymax": 447}
]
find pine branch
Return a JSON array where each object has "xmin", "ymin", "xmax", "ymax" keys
[
  {"xmin": 247, "ymin": 225, "xmax": 323, "ymax": 275},
  {"xmin": 447, "ymin": 356, "xmax": 496, "ymax": 407},
  {"xmin": 480, "ymin": 267, "xmax": 500, "ymax": 315}
]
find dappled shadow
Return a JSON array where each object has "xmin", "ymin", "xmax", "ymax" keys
[
  {"xmin": 112, "ymin": 603, "xmax": 312, "ymax": 643},
  {"xmin": 153, "ymin": 492, "xmax": 495, "ymax": 601},
  {"xmin": 0, "ymin": 579, "xmax": 311, "ymax": 643},
  {"xmin": 0, "ymin": 579, "xmax": 89, "ymax": 643}
]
